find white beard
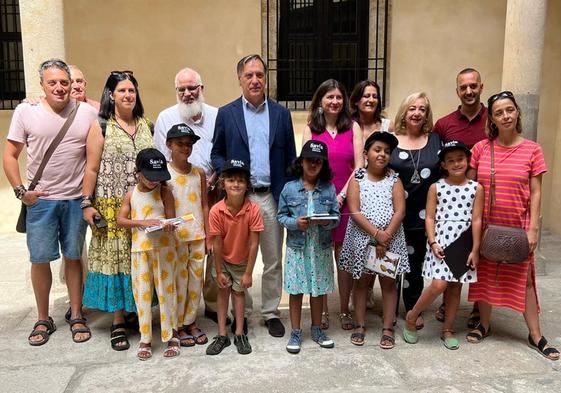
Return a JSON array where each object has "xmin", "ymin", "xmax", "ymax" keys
[{"xmin": 177, "ymin": 94, "xmax": 204, "ymax": 122}]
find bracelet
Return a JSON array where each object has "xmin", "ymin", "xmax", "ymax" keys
[
  {"xmin": 339, "ymin": 191, "xmax": 346, "ymax": 200},
  {"xmin": 14, "ymin": 185, "xmax": 27, "ymax": 200},
  {"xmin": 373, "ymin": 229, "xmax": 379, "ymax": 238},
  {"xmin": 80, "ymin": 199, "xmax": 93, "ymax": 209},
  {"xmin": 429, "ymin": 241, "xmax": 437, "ymax": 247}
]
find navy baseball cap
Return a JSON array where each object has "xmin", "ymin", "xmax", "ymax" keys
[
  {"xmin": 136, "ymin": 148, "xmax": 171, "ymax": 181},
  {"xmin": 438, "ymin": 140, "xmax": 471, "ymax": 161},
  {"xmin": 222, "ymin": 158, "xmax": 250, "ymax": 175},
  {"xmin": 300, "ymin": 140, "xmax": 328, "ymax": 160},
  {"xmin": 166, "ymin": 123, "xmax": 201, "ymax": 142},
  {"xmin": 364, "ymin": 131, "xmax": 399, "ymax": 152}
]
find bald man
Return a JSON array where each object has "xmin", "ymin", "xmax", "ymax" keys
[{"xmin": 69, "ymin": 65, "xmax": 100, "ymax": 111}]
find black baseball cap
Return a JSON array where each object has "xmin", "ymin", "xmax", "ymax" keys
[
  {"xmin": 135, "ymin": 148, "xmax": 171, "ymax": 181},
  {"xmin": 438, "ymin": 140, "xmax": 471, "ymax": 161},
  {"xmin": 364, "ymin": 131, "xmax": 399, "ymax": 153},
  {"xmin": 222, "ymin": 158, "xmax": 250, "ymax": 175},
  {"xmin": 166, "ymin": 123, "xmax": 201, "ymax": 142},
  {"xmin": 300, "ymin": 140, "xmax": 328, "ymax": 160}
]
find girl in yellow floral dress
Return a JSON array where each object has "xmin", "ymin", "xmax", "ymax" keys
[
  {"xmin": 117, "ymin": 148, "xmax": 179, "ymax": 360},
  {"xmin": 165, "ymin": 123, "xmax": 209, "ymax": 346}
]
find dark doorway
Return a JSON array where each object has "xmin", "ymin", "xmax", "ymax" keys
[{"xmin": 277, "ymin": 0, "xmax": 369, "ymax": 102}]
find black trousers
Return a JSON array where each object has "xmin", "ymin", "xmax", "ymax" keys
[{"xmin": 402, "ymin": 228, "xmax": 427, "ymax": 311}]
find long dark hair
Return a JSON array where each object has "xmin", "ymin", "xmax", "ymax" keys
[
  {"xmin": 308, "ymin": 79, "xmax": 353, "ymax": 135},
  {"xmin": 350, "ymin": 80, "xmax": 383, "ymax": 125},
  {"xmin": 288, "ymin": 157, "xmax": 333, "ymax": 183},
  {"xmin": 99, "ymin": 71, "xmax": 145, "ymax": 120}
]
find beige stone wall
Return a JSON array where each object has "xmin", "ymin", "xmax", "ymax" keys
[
  {"xmin": 537, "ymin": 0, "xmax": 561, "ymax": 233},
  {"xmin": 63, "ymin": 0, "xmax": 262, "ymax": 121},
  {"xmin": 386, "ymin": 0, "xmax": 507, "ymax": 120}
]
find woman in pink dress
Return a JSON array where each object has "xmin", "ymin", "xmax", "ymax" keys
[
  {"xmin": 302, "ymin": 79, "xmax": 363, "ymax": 330},
  {"xmin": 466, "ymin": 91, "xmax": 559, "ymax": 360}
]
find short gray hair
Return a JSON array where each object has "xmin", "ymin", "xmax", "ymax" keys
[
  {"xmin": 174, "ymin": 68, "xmax": 203, "ymax": 87},
  {"xmin": 236, "ymin": 54, "xmax": 267, "ymax": 77},
  {"xmin": 38, "ymin": 58, "xmax": 71, "ymax": 81}
]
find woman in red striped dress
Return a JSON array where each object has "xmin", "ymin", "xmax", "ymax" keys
[{"xmin": 466, "ymin": 91, "xmax": 559, "ymax": 360}]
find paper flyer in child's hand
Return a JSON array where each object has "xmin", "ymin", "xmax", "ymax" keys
[
  {"xmin": 144, "ymin": 213, "xmax": 195, "ymax": 233},
  {"xmin": 306, "ymin": 213, "xmax": 339, "ymax": 222}
]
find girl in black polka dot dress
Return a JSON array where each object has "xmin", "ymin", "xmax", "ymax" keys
[{"xmin": 403, "ymin": 141, "xmax": 484, "ymax": 350}]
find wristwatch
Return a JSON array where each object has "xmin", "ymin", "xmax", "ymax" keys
[{"xmin": 14, "ymin": 185, "xmax": 27, "ymax": 200}]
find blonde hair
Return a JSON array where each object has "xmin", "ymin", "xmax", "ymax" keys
[{"xmin": 393, "ymin": 92, "xmax": 434, "ymax": 135}]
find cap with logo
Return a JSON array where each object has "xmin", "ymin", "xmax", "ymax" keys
[
  {"xmin": 136, "ymin": 148, "xmax": 171, "ymax": 181},
  {"xmin": 222, "ymin": 158, "xmax": 250, "ymax": 174},
  {"xmin": 438, "ymin": 140, "xmax": 471, "ymax": 161},
  {"xmin": 166, "ymin": 123, "xmax": 201, "ymax": 142},
  {"xmin": 300, "ymin": 140, "xmax": 328, "ymax": 160}
]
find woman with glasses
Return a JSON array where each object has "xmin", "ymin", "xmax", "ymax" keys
[
  {"xmin": 466, "ymin": 91, "xmax": 559, "ymax": 360},
  {"xmin": 81, "ymin": 71, "xmax": 155, "ymax": 351}
]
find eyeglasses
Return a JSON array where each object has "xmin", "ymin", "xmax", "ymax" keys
[
  {"xmin": 176, "ymin": 85, "xmax": 201, "ymax": 94},
  {"xmin": 111, "ymin": 70, "xmax": 134, "ymax": 76},
  {"xmin": 488, "ymin": 90, "xmax": 514, "ymax": 106}
]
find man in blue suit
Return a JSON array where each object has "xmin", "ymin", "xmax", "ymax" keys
[{"xmin": 211, "ymin": 54, "xmax": 296, "ymax": 337}]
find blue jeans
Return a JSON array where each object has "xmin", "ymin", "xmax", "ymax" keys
[{"xmin": 26, "ymin": 198, "xmax": 87, "ymax": 263}]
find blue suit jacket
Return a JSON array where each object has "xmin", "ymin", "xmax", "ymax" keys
[{"xmin": 211, "ymin": 97, "xmax": 297, "ymax": 202}]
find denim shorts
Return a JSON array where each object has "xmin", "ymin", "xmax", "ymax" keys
[{"xmin": 26, "ymin": 198, "xmax": 87, "ymax": 263}]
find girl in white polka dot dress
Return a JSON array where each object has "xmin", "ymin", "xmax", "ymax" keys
[
  {"xmin": 403, "ymin": 141, "xmax": 484, "ymax": 350},
  {"xmin": 117, "ymin": 148, "xmax": 179, "ymax": 360},
  {"xmin": 165, "ymin": 123, "xmax": 209, "ymax": 347}
]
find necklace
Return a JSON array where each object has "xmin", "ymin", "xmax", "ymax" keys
[
  {"xmin": 326, "ymin": 127, "xmax": 337, "ymax": 137},
  {"xmin": 408, "ymin": 149, "xmax": 421, "ymax": 184}
]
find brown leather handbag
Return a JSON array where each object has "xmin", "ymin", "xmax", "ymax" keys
[{"xmin": 480, "ymin": 141, "xmax": 530, "ymax": 264}]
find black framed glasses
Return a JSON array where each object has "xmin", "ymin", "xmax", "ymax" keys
[
  {"xmin": 488, "ymin": 90, "xmax": 514, "ymax": 106},
  {"xmin": 176, "ymin": 85, "xmax": 201, "ymax": 94}
]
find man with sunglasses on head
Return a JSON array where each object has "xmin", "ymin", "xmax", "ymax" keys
[
  {"xmin": 3, "ymin": 58, "xmax": 98, "ymax": 346},
  {"xmin": 153, "ymin": 67, "xmax": 224, "ymax": 324},
  {"xmin": 432, "ymin": 67, "xmax": 488, "ymax": 328}
]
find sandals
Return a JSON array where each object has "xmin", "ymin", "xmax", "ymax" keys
[
  {"xmin": 466, "ymin": 323, "xmax": 491, "ymax": 344},
  {"xmin": 178, "ymin": 329, "xmax": 196, "ymax": 347},
  {"xmin": 379, "ymin": 328, "xmax": 395, "ymax": 349},
  {"xmin": 339, "ymin": 313, "xmax": 354, "ymax": 330},
  {"xmin": 321, "ymin": 312, "xmax": 329, "ymax": 330},
  {"xmin": 403, "ymin": 311, "xmax": 419, "ymax": 344},
  {"xmin": 441, "ymin": 329, "xmax": 460, "ymax": 350},
  {"xmin": 69, "ymin": 318, "xmax": 91, "ymax": 343},
  {"xmin": 137, "ymin": 344, "xmax": 152, "ymax": 361},
  {"xmin": 351, "ymin": 325, "xmax": 365, "ymax": 346},
  {"xmin": 528, "ymin": 335, "xmax": 560, "ymax": 361},
  {"xmin": 163, "ymin": 337, "xmax": 181, "ymax": 358},
  {"xmin": 185, "ymin": 323, "xmax": 208, "ymax": 345},
  {"xmin": 110, "ymin": 323, "xmax": 130, "ymax": 351},
  {"xmin": 467, "ymin": 308, "xmax": 480, "ymax": 329},
  {"xmin": 28, "ymin": 317, "xmax": 57, "ymax": 346}
]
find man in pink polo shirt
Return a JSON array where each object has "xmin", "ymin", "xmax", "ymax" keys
[{"xmin": 3, "ymin": 59, "xmax": 98, "ymax": 346}]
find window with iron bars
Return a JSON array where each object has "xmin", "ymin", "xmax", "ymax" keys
[
  {"xmin": 0, "ymin": 0, "xmax": 25, "ymax": 110},
  {"xmin": 264, "ymin": 0, "xmax": 389, "ymax": 111}
]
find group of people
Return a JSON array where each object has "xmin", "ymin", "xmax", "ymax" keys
[{"xmin": 3, "ymin": 55, "xmax": 558, "ymax": 361}]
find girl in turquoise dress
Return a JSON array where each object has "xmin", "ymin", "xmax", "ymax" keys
[{"xmin": 277, "ymin": 140, "xmax": 340, "ymax": 354}]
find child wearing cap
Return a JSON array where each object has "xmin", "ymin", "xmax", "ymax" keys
[
  {"xmin": 403, "ymin": 140, "xmax": 484, "ymax": 350},
  {"xmin": 205, "ymin": 159, "xmax": 264, "ymax": 356},
  {"xmin": 339, "ymin": 131, "xmax": 410, "ymax": 349},
  {"xmin": 277, "ymin": 140, "xmax": 340, "ymax": 354},
  {"xmin": 116, "ymin": 148, "xmax": 179, "ymax": 360},
  {"xmin": 165, "ymin": 123, "xmax": 209, "ymax": 347}
]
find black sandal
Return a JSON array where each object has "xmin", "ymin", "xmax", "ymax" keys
[
  {"xmin": 466, "ymin": 323, "xmax": 491, "ymax": 344},
  {"xmin": 110, "ymin": 323, "xmax": 130, "ymax": 351},
  {"xmin": 467, "ymin": 307, "xmax": 480, "ymax": 329},
  {"xmin": 379, "ymin": 328, "xmax": 395, "ymax": 349},
  {"xmin": 28, "ymin": 317, "xmax": 57, "ymax": 346},
  {"xmin": 69, "ymin": 318, "xmax": 91, "ymax": 343},
  {"xmin": 528, "ymin": 335, "xmax": 560, "ymax": 361},
  {"xmin": 351, "ymin": 325, "xmax": 366, "ymax": 346}
]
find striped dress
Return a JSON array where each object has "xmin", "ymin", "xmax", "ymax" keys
[{"xmin": 467, "ymin": 138, "xmax": 547, "ymax": 313}]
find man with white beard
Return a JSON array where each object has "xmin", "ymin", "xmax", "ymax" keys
[{"xmin": 154, "ymin": 67, "xmax": 224, "ymax": 324}]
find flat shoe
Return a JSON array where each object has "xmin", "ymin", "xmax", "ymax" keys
[
  {"xmin": 110, "ymin": 323, "xmax": 130, "ymax": 351},
  {"xmin": 528, "ymin": 335, "xmax": 560, "ymax": 361},
  {"xmin": 28, "ymin": 317, "xmax": 57, "ymax": 346},
  {"xmin": 402, "ymin": 327, "xmax": 418, "ymax": 344},
  {"xmin": 466, "ymin": 323, "xmax": 491, "ymax": 344},
  {"xmin": 441, "ymin": 329, "xmax": 459, "ymax": 350},
  {"xmin": 69, "ymin": 318, "xmax": 91, "ymax": 344}
]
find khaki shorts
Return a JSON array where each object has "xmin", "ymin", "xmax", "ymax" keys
[{"xmin": 211, "ymin": 259, "xmax": 248, "ymax": 292}]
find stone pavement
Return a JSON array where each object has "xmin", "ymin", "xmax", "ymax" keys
[{"xmin": 0, "ymin": 230, "xmax": 560, "ymax": 393}]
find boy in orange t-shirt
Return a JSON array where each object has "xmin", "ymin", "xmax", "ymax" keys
[{"xmin": 206, "ymin": 159, "xmax": 264, "ymax": 355}]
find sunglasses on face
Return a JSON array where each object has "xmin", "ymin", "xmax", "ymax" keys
[{"xmin": 488, "ymin": 90, "xmax": 514, "ymax": 106}]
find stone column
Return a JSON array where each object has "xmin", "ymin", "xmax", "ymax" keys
[
  {"xmin": 501, "ymin": 0, "xmax": 548, "ymax": 274},
  {"xmin": 19, "ymin": 0, "xmax": 66, "ymax": 96},
  {"xmin": 501, "ymin": 0, "xmax": 547, "ymax": 141}
]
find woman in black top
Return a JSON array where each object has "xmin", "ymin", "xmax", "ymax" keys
[{"xmin": 389, "ymin": 92, "xmax": 442, "ymax": 329}]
